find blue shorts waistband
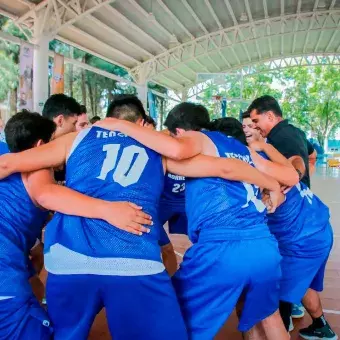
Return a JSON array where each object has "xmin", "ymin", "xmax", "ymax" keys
[{"xmin": 197, "ymin": 226, "xmax": 272, "ymax": 242}]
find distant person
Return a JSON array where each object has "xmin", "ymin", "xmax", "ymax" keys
[
  {"xmin": 90, "ymin": 116, "xmax": 101, "ymax": 125},
  {"xmin": 42, "ymin": 94, "xmax": 81, "ymax": 138},
  {"xmin": 76, "ymin": 105, "xmax": 90, "ymax": 131}
]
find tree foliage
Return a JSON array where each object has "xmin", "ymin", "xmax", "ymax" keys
[{"xmin": 199, "ymin": 64, "xmax": 339, "ymax": 148}]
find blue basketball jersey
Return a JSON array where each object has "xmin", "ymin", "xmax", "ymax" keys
[
  {"xmin": 267, "ymin": 182, "xmax": 331, "ymax": 257},
  {"xmin": 160, "ymin": 172, "xmax": 185, "ymax": 210},
  {"xmin": 0, "ymin": 141, "xmax": 9, "ymax": 155},
  {"xmin": 45, "ymin": 127, "xmax": 165, "ymax": 275},
  {"xmin": 185, "ymin": 131, "xmax": 271, "ymax": 243},
  {"xmin": 0, "ymin": 172, "xmax": 48, "ymax": 296}
]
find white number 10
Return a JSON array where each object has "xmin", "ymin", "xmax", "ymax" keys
[{"xmin": 97, "ymin": 144, "xmax": 149, "ymax": 187}]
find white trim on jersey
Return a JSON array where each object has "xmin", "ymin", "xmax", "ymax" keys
[{"xmin": 45, "ymin": 243, "xmax": 165, "ymax": 276}]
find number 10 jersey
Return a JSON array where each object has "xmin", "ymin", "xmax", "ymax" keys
[{"xmin": 44, "ymin": 127, "xmax": 165, "ymax": 276}]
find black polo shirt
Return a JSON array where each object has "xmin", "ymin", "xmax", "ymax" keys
[{"xmin": 267, "ymin": 120, "xmax": 313, "ymax": 188}]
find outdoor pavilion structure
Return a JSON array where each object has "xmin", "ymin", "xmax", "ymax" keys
[{"xmin": 0, "ymin": 0, "xmax": 339, "ymax": 113}]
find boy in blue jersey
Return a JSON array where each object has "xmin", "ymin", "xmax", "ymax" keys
[
  {"xmin": 144, "ymin": 115, "xmax": 186, "ymax": 276},
  {"xmin": 92, "ymin": 102, "xmax": 300, "ymax": 340},
  {"xmin": 241, "ymin": 111, "xmax": 336, "ymax": 339},
  {"xmin": 0, "ymin": 111, "xmax": 152, "ymax": 340},
  {"xmin": 0, "ymin": 97, "xmax": 289, "ymax": 340}
]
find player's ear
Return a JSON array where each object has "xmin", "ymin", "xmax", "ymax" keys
[
  {"xmin": 35, "ymin": 139, "xmax": 45, "ymax": 148},
  {"xmin": 54, "ymin": 114, "xmax": 64, "ymax": 127},
  {"xmin": 175, "ymin": 128, "xmax": 185, "ymax": 136}
]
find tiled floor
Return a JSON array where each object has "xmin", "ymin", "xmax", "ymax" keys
[{"xmin": 88, "ymin": 168, "xmax": 340, "ymax": 339}]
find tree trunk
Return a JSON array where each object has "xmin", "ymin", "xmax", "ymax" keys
[
  {"xmin": 81, "ymin": 58, "xmax": 87, "ymax": 106},
  {"xmin": 9, "ymin": 87, "xmax": 17, "ymax": 116},
  {"xmin": 68, "ymin": 46, "xmax": 74, "ymax": 97},
  {"xmin": 87, "ymin": 80, "xmax": 94, "ymax": 116}
]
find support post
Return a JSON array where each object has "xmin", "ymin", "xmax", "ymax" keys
[
  {"xmin": 33, "ymin": 34, "xmax": 50, "ymax": 113},
  {"xmin": 181, "ymin": 89, "xmax": 188, "ymax": 102},
  {"xmin": 136, "ymin": 84, "xmax": 148, "ymax": 111}
]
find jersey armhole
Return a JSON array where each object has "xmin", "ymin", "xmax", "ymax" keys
[{"xmin": 66, "ymin": 128, "xmax": 91, "ymax": 164}]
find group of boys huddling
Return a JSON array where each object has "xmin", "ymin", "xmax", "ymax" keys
[{"xmin": 0, "ymin": 93, "xmax": 337, "ymax": 340}]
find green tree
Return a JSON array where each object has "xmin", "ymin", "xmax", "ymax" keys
[{"xmin": 281, "ymin": 65, "xmax": 340, "ymax": 150}]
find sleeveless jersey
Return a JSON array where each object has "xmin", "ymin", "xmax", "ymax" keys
[
  {"xmin": 267, "ymin": 182, "xmax": 332, "ymax": 257},
  {"xmin": 160, "ymin": 172, "xmax": 185, "ymax": 211},
  {"xmin": 44, "ymin": 127, "xmax": 165, "ymax": 276},
  {"xmin": 0, "ymin": 171, "xmax": 48, "ymax": 296},
  {"xmin": 0, "ymin": 141, "xmax": 9, "ymax": 155},
  {"xmin": 185, "ymin": 131, "xmax": 271, "ymax": 243}
]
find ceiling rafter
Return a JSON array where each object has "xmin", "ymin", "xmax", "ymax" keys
[
  {"xmin": 128, "ymin": 0, "xmax": 173, "ymax": 40},
  {"xmin": 156, "ymin": 0, "xmax": 194, "ymax": 39},
  {"xmin": 103, "ymin": 5, "xmax": 167, "ymax": 52},
  {"xmin": 181, "ymin": 0, "xmax": 208, "ymax": 34},
  {"xmin": 330, "ymin": 0, "xmax": 337, "ymax": 9},
  {"xmin": 87, "ymin": 15, "xmax": 153, "ymax": 58},
  {"xmin": 223, "ymin": 0, "xmax": 238, "ymax": 26},
  {"xmin": 205, "ymin": 0, "xmax": 223, "ymax": 30},
  {"xmin": 130, "ymin": 10, "xmax": 339, "ymax": 90},
  {"xmin": 65, "ymin": 25, "xmax": 141, "ymax": 66},
  {"xmin": 325, "ymin": 30, "xmax": 338, "ymax": 51}
]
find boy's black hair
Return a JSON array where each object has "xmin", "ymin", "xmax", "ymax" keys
[
  {"xmin": 164, "ymin": 102, "xmax": 210, "ymax": 134},
  {"xmin": 90, "ymin": 116, "xmax": 101, "ymax": 124},
  {"xmin": 208, "ymin": 117, "xmax": 247, "ymax": 145},
  {"xmin": 79, "ymin": 105, "xmax": 87, "ymax": 114},
  {"xmin": 5, "ymin": 110, "xmax": 56, "ymax": 152},
  {"xmin": 106, "ymin": 94, "xmax": 147, "ymax": 122},
  {"xmin": 247, "ymin": 95, "xmax": 283, "ymax": 117},
  {"xmin": 42, "ymin": 94, "xmax": 81, "ymax": 120},
  {"xmin": 242, "ymin": 110, "xmax": 251, "ymax": 119},
  {"xmin": 144, "ymin": 115, "xmax": 156, "ymax": 128}
]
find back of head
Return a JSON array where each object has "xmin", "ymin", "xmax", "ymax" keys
[
  {"xmin": 242, "ymin": 110, "xmax": 250, "ymax": 119},
  {"xmin": 5, "ymin": 110, "xmax": 56, "ymax": 152},
  {"xmin": 42, "ymin": 94, "xmax": 81, "ymax": 120},
  {"xmin": 90, "ymin": 116, "xmax": 101, "ymax": 124},
  {"xmin": 79, "ymin": 104, "xmax": 87, "ymax": 114},
  {"xmin": 144, "ymin": 115, "xmax": 156, "ymax": 128},
  {"xmin": 208, "ymin": 117, "xmax": 247, "ymax": 145},
  {"xmin": 106, "ymin": 94, "xmax": 146, "ymax": 123},
  {"xmin": 247, "ymin": 95, "xmax": 282, "ymax": 117},
  {"xmin": 164, "ymin": 102, "xmax": 210, "ymax": 134}
]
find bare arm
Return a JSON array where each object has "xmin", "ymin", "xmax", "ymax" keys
[
  {"xmin": 166, "ymin": 155, "xmax": 280, "ymax": 192},
  {"xmin": 27, "ymin": 169, "xmax": 152, "ymax": 235},
  {"xmin": 0, "ymin": 132, "xmax": 77, "ymax": 179},
  {"xmin": 250, "ymin": 150, "xmax": 299, "ymax": 187},
  {"xmin": 96, "ymin": 118, "xmax": 203, "ymax": 160}
]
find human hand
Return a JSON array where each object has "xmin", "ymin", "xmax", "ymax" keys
[
  {"xmin": 104, "ymin": 201, "xmax": 153, "ymax": 235},
  {"xmin": 249, "ymin": 141, "xmax": 266, "ymax": 152},
  {"xmin": 263, "ymin": 187, "xmax": 279, "ymax": 214}
]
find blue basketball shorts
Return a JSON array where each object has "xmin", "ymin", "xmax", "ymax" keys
[
  {"xmin": 172, "ymin": 237, "xmax": 282, "ymax": 338},
  {"xmin": 0, "ymin": 295, "xmax": 52, "ymax": 340},
  {"xmin": 159, "ymin": 203, "xmax": 188, "ymax": 236},
  {"xmin": 46, "ymin": 271, "xmax": 188, "ymax": 340}
]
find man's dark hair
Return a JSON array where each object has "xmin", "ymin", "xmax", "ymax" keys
[
  {"xmin": 164, "ymin": 102, "xmax": 210, "ymax": 134},
  {"xmin": 79, "ymin": 105, "xmax": 87, "ymax": 114},
  {"xmin": 209, "ymin": 117, "xmax": 247, "ymax": 145},
  {"xmin": 247, "ymin": 95, "xmax": 283, "ymax": 117},
  {"xmin": 90, "ymin": 116, "xmax": 101, "ymax": 124},
  {"xmin": 144, "ymin": 115, "xmax": 156, "ymax": 128},
  {"xmin": 42, "ymin": 94, "xmax": 81, "ymax": 120},
  {"xmin": 106, "ymin": 94, "xmax": 147, "ymax": 122},
  {"xmin": 242, "ymin": 110, "xmax": 250, "ymax": 119},
  {"xmin": 5, "ymin": 110, "xmax": 56, "ymax": 152}
]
